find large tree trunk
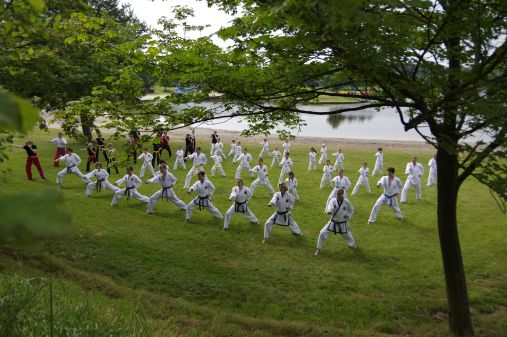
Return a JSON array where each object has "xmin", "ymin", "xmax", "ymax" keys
[
  {"xmin": 80, "ymin": 113, "xmax": 93, "ymax": 142},
  {"xmin": 436, "ymin": 146, "xmax": 474, "ymax": 336}
]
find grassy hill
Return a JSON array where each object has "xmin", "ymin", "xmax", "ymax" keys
[{"xmin": 1, "ymin": 129, "xmax": 506, "ymax": 337}]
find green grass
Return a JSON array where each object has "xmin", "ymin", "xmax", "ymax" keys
[{"xmin": 1, "ymin": 129, "xmax": 506, "ymax": 336}]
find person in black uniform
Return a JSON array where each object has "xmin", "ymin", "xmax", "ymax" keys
[
  {"xmin": 95, "ymin": 131, "xmax": 107, "ymax": 162},
  {"xmin": 15, "ymin": 140, "xmax": 46, "ymax": 181}
]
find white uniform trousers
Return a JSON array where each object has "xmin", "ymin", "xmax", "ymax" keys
[
  {"xmin": 316, "ymin": 222, "xmax": 356, "ymax": 250},
  {"xmin": 271, "ymin": 157, "xmax": 280, "ymax": 168},
  {"xmin": 250, "ymin": 178, "xmax": 274, "ymax": 196},
  {"xmin": 308, "ymin": 160, "xmax": 317, "ymax": 171},
  {"xmin": 147, "ymin": 188, "xmax": 186, "ymax": 213},
  {"xmin": 235, "ymin": 164, "xmax": 252, "ymax": 179},
  {"xmin": 184, "ymin": 165, "xmax": 204, "ymax": 188},
  {"xmin": 259, "ymin": 148, "xmax": 271, "ymax": 158},
  {"xmin": 351, "ymin": 176, "xmax": 371, "ymax": 195},
  {"xmin": 57, "ymin": 166, "xmax": 89, "ymax": 185},
  {"xmin": 400, "ymin": 180, "xmax": 422, "ymax": 202},
  {"xmin": 210, "ymin": 143, "xmax": 216, "ymax": 156},
  {"xmin": 232, "ymin": 153, "xmax": 241, "ymax": 162},
  {"xmin": 211, "ymin": 164, "xmax": 226, "ymax": 176},
  {"xmin": 289, "ymin": 188, "xmax": 300, "ymax": 201},
  {"xmin": 333, "ymin": 161, "xmax": 344, "ymax": 171},
  {"xmin": 223, "ymin": 204, "xmax": 258, "ymax": 229},
  {"xmin": 173, "ymin": 157, "xmax": 186, "ymax": 170},
  {"xmin": 278, "ymin": 168, "xmax": 290, "ymax": 184},
  {"xmin": 227, "ymin": 148, "xmax": 235, "ymax": 157},
  {"xmin": 427, "ymin": 171, "xmax": 437, "ymax": 186},
  {"xmin": 368, "ymin": 194, "xmax": 403, "ymax": 222},
  {"xmin": 320, "ymin": 174, "xmax": 333, "ymax": 189},
  {"xmin": 111, "ymin": 188, "xmax": 149, "ymax": 205},
  {"xmin": 140, "ymin": 163, "xmax": 155, "ymax": 178},
  {"xmin": 371, "ymin": 162, "xmax": 383, "ymax": 176},
  {"xmin": 264, "ymin": 212, "xmax": 302, "ymax": 238},
  {"xmin": 85, "ymin": 181, "xmax": 119, "ymax": 196},
  {"xmin": 318, "ymin": 154, "xmax": 327, "ymax": 165},
  {"xmin": 186, "ymin": 198, "xmax": 223, "ymax": 220}
]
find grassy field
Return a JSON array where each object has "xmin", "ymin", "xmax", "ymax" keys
[{"xmin": 1, "ymin": 129, "xmax": 506, "ymax": 337}]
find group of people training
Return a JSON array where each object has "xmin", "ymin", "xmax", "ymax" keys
[{"xmin": 17, "ymin": 130, "xmax": 438, "ymax": 254}]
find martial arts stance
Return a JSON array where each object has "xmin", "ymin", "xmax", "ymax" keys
[
  {"xmin": 278, "ymin": 152, "xmax": 293, "ymax": 183},
  {"xmin": 351, "ymin": 162, "xmax": 371, "ymax": 195},
  {"xmin": 146, "ymin": 163, "xmax": 186, "ymax": 213},
  {"xmin": 232, "ymin": 141, "xmax": 242, "ymax": 162},
  {"xmin": 211, "ymin": 150, "xmax": 226, "ymax": 176},
  {"xmin": 210, "ymin": 130, "xmax": 219, "ymax": 156},
  {"xmin": 49, "ymin": 132, "xmax": 67, "ymax": 167},
  {"xmin": 234, "ymin": 148, "xmax": 253, "ymax": 179},
  {"xmin": 320, "ymin": 160, "xmax": 334, "ymax": 189},
  {"xmin": 368, "ymin": 167, "xmax": 403, "ymax": 223},
  {"xmin": 400, "ymin": 156, "xmax": 424, "ymax": 202},
  {"xmin": 55, "ymin": 148, "xmax": 90, "ymax": 186},
  {"xmin": 173, "ymin": 145, "xmax": 186, "ymax": 170},
  {"xmin": 262, "ymin": 182, "xmax": 303, "ymax": 243},
  {"xmin": 83, "ymin": 142, "xmax": 97, "ymax": 172},
  {"xmin": 223, "ymin": 178, "xmax": 258, "ymax": 230},
  {"xmin": 332, "ymin": 149, "xmax": 345, "ymax": 171},
  {"xmin": 315, "ymin": 188, "xmax": 357, "ymax": 255},
  {"xmin": 327, "ymin": 169, "xmax": 352, "ymax": 203},
  {"xmin": 184, "ymin": 147, "xmax": 207, "ymax": 189},
  {"xmin": 15, "ymin": 140, "xmax": 46, "ymax": 181},
  {"xmin": 371, "ymin": 147, "xmax": 384, "ymax": 176},
  {"xmin": 228, "ymin": 139, "xmax": 237, "ymax": 158},
  {"xmin": 111, "ymin": 166, "xmax": 149, "ymax": 206},
  {"xmin": 215, "ymin": 138, "xmax": 226, "ymax": 159},
  {"xmin": 282, "ymin": 141, "xmax": 290, "ymax": 156},
  {"xmin": 186, "ymin": 172, "xmax": 223, "ymax": 221},
  {"xmin": 106, "ymin": 143, "xmax": 119, "ymax": 175},
  {"xmin": 259, "ymin": 138, "xmax": 271, "ymax": 158},
  {"xmin": 138, "ymin": 148, "xmax": 155, "ymax": 178},
  {"xmin": 427, "ymin": 155, "xmax": 437, "ymax": 186},
  {"xmin": 308, "ymin": 147, "xmax": 317, "ymax": 171},
  {"xmin": 95, "ymin": 131, "xmax": 107, "ymax": 162},
  {"xmin": 318, "ymin": 144, "xmax": 328, "ymax": 165},
  {"xmin": 270, "ymin": 147, "xmax": 281, "ymax": 168},
  {"xmin": 85, "ymin": 162, "xmax": 119, "ymax": 196},
  {"xmin": 285, "ymin": 171, "xmax": 300, "ymax": 202},
  {"xmin": 249, "ymin": 159, "xmax": 275, "ymax": 196}
]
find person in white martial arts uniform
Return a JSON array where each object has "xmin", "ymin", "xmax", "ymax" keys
[
  {"xmin": 351, "ymin": 162, "xmax": 371, "ymax": 195},
  {"xmin": 262, "ymin": 182, "xmax": 303, "ymax": 243},
  {"xmin": 49, "ymin": 132, "xmax": 67, "ymax": 167},
  {"xmin": 223, "ymin": 178, "xmax": 258, "ymax": 230},
  {"xmin": 320, "ymin": 160, "xmax": 335, "ymax": 189},
  {"xmin": 233, "ymin": 141, "xmax": 242, "ymax": 162},
  {"xmin": 249, "ymin": 158, "xmax": 275, "ymax": 196},
  {"xmin": 234, "ymin": 148, "xmax": 254, "ymax": 179},
  {"xmin": 278, "ymin": 152, "xmax": 293, "ymax": 183},
  {"xmin": 210, "ymin": 150, "xmax": 226, "ymax": 177},
  {"xmin": 400, "ymin": 156, "xmax": 424, "ymax": 202},
  {"xmin": 327, "ymin": 169, "xmax": 352, "ymax": 203},
  {"xmin": 173, "ymin": 145, "xmax": 186, "ymax": 170},
  {"xmin": 215, "ymin": 138, "xmax": 226, "ymax": 159},
  {"xmin": 315, "ymin": 188, "xmax": 357, "ymax": 255},
  {"xmin": 183, "ymin": 147, "xmax": 207, "ymax": 189},
  {"xmin": 85, "ymin": 162, "xmax": 119, "ymax": 196},
  {"xmin": 55, "ymin": 148, "xmax": 90, "ymax": 185},
  {"xmin": 368, "ymin": 167, "xmax": 403, "ymax": 223},
  {"xmin": 146, "ymin": 164, "xmax": 186, "ymax": 213},
  {"xmin": 371, "ymin": 147, "xmax": 384, "ymax": 176},
  {"xmin": 258, "ymin": 138, "xmax": 271, "ymax": 158},
  {"xmin": 332, "ymin": 148, "xmax": 345, "ymax": 171},
  {"xmin": 285, "ymin": 171, "xmax": 300, "ymax": 202},
  {"xmin": 105, "ymin": 143, "xmax": 119, "ymax": 175},
  {"xmin": 282, "ymin": 141, "xmax": 290, "ymax": 156},
  {"xmin": 111, "ymin": 166, "xmax": 150, "ymax": 206},
  {"xmin": 227, "ymin": 139, "xmax": 237, "ymax": 158},
  {"xmin": 137, "ymin": 147, "xmax": 155, "ymax": 178},
  {"xmin": 308, "ymin": 147, "xmax": 317, "ymax": 171},
  {"xmin": 185, "ymin": 172, "xmax": 223, "ymax": 221},
  {"xmin": 427, "ymin": 154, "xmax": 437, "ymax": 186},
  {"xmin": 270, "ymin": 147, "xmax": 281, "ymax": 168},
  {"xmin": 318, "ymin": 144, "xmax": 328, "ymax": 165}
]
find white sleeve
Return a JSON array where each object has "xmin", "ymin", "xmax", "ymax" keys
[
  {"xmin": 146, "ymin": 175, "xmax": 159, "ymax": 184},
  {"xmin": 229, "ymin": 187, "xmax": 237, "ymax": 200},
  {"xmin": 85, "ymin": 170, "xmax": 95, "ymax": 180},
  {"xmin": 58, "ymin": 154, "xmax": 68, "ymax": 161},
  {"xmin": 190, "ymin": 181, "xmax": 198, "ymax": 191},
  {"xmin": 74, "ymin": 154, "xmax": 82, "ymax": 166},
  {"xmin": 405, "ymin": 163, "xmax": 410, "ymax": 175},
  {"xmin": 208, "ymin": 181, "xmax": 216, "ymax": 195},
  {"xmin": 115, "ymin": 176, "xmax": 125, "ymax": 186},
  {"xmin": 137, "ymin": 153, "xmax": 144, "ymax": 160},
  {"xmin": 269, "ymin": 193, "xmax": 277, "ymax": 205},
  {"xmin": 325, "ymin": 199, "xmax": 335, "ymax": 214}
]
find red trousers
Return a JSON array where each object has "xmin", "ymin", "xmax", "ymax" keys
[
  {"xmin": 54, "ymin": 148, "xmax": 66, "ymax": 167},
  {"xmin": 26, "ymin": 156, "xmax": 45, "ymax": 180}
]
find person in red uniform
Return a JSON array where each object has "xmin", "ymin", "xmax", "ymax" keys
[
  {"xmin": 15, "ymin": 140, "xmax": 46, "ymax": 181},
  {"xmin": 48, "ymin": 132, "xmax": 67, "ymax": 167},
  {"xmin": 160, "ymin": 131, "xmax": 172, "ymax": 159}
]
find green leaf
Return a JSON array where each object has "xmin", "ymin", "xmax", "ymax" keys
[
  {"xmin": 0, "ymin": 91, "xmax": 39, "ymax": 133},
  {"xmin": 27, "ymin": 0, "xmax": 46, "ymax": 13}
]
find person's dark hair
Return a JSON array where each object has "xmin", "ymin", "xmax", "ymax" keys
[
  {"xmin": 387, "ymin": 167, "xmax": 395, "ymax": 174},
  {"xmin": 198, "ymin": 171, "xmax": 206, "ymax": 177},
  {"xmin": 196, "ymin": 147, "xmax": 201, "ymax": 151},
  {"xmin": 127, "ymin": 166, "xmax": 134, "ymax": 172}
]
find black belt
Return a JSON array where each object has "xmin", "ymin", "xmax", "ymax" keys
[
  {"xmin": 234, "ymin": 200, "xmax": 248, "ymax": 213},
  {"xmin": 161, "ymin": 186, "xmax": 172, "ymax": 200},
  {"xmin": 66, "ymin": 164, "xmax": 75, "ymax": 173},
  {"xmin": 125, "ymin": 186, "xmax": 135, "ymax": 200},
  {"xmin": 272, "ymin": 210, "xmax": 290, "ymax": 226},
  {"xmin": 327, "ymin": 220, "xmax": 348, "ymax": 234},
  {"xmin": 96, "ymin": 178, "xmax": 105, "ymax": 193},
  {"xmin": 384, "ymin": 193, "xmax": 396, "ymax": 206},
  {"xmin": 194, "ymin": 196, "xmax": 210, "ymax": 210}
]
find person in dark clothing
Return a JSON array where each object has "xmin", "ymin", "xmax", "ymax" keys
[
  {"xmin": 15, "ymin": 140, "xmax": 46, "ymax": 180},
  {"xmin": 160, "ymin": 131, "xmax": 172, "ymax": 158}
]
